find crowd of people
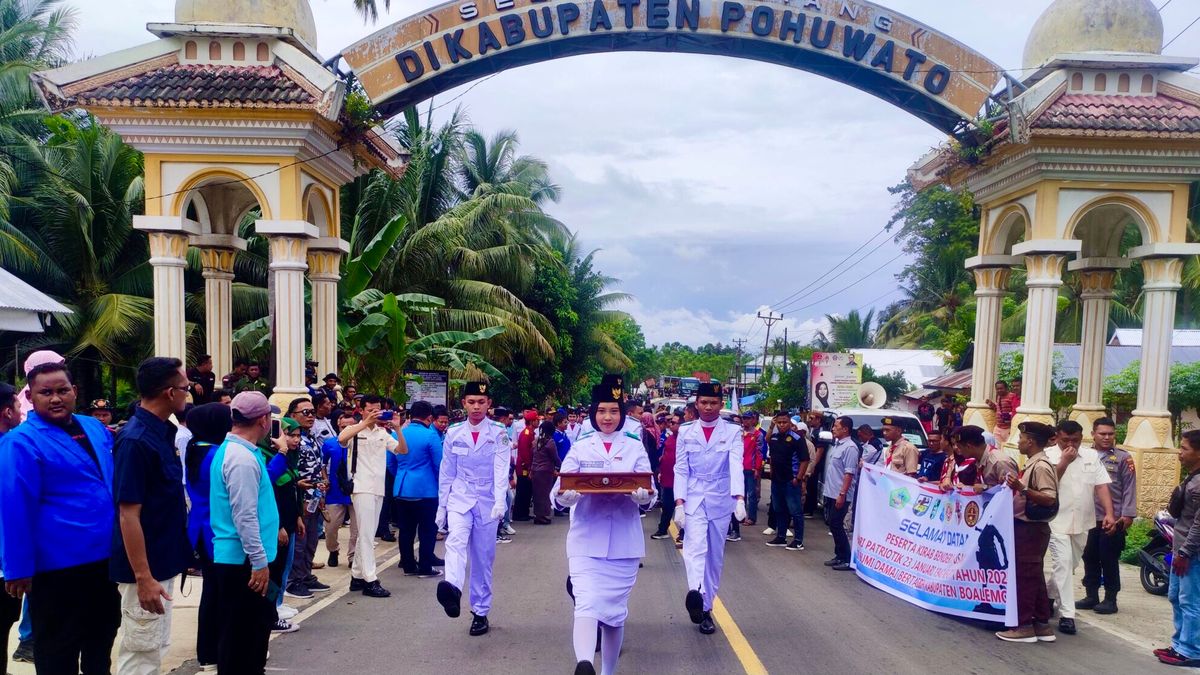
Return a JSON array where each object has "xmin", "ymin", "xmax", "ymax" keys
[{"xmin": 0, "ymin": 348, "xmax": 1197, "ymax": 673}]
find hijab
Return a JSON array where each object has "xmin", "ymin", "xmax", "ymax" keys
[{"xmin": 184, "ymin": 403, "xmax": 233, "ymax": 484}]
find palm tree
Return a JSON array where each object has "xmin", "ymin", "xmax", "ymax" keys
[
  {"xmin": 813, "ymin": 309, "xmax": 875, "ymax": 351},
  {"xmin": 350, "ymin": 0, "xmax": 391, "ymax": 23},
  {"xmin": 0, "ymin": 0, "xmax": 74, "ymax": 138}
]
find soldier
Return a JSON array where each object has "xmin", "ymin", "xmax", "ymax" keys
[
  {"xmin": 86, "ymin": 398, "xmax": 116, "ymax": 432},
  {"xmin": 436, "ymin": 382, "xmax": 509, "ymax": 637},
  {"xmin": 672, "ymin": 382, "xmax": 745, "ymax": 635},
  {"xmin": 1076, "ymin": 417, "xmax": 1136, "ymax": 615},
  {"xmin": 554, "ymin": 379, "xmax": 653, "ymax": 675}
]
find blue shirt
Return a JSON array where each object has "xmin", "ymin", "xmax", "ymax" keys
[
  {"xmin": 391, "ymin": 421, "xmax": 443, "ymax": 500},
  {"xmin": 0, "ymin": 412, "xmax": 115, "ymax": 580},
  {"xmin": 186, "ymin": 442, "xmax": 220, "ymax": 559},
  {"xmin": 209, "ymin": 434, "xmax": 279, "ymax": 568},
  {"xmin": 321, "ymin": 438, "xmax": 352, "ymax": 505},
  {"xmin": 918, "ymin": 449, "xmax": 950, "ymax": 483},
  {"xmin": 110, "ymin": 407, "xmax": 192, "ymax": 583},
  {"xmin": 553, "ymin": 430, "xmax": 571, "ymax": 463}
]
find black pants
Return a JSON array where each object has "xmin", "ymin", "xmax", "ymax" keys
[
  {"xmin": 0, "ymin": 577, "xmax": 21, "ymax": 675},
  {"xmin": 804, "ymin": 459, "xmax": 824, "ymax": 515},
  {"xmin": 824, "ymin": 497, "xmax": 851, "ymax": 562},
  {"xmin": 656, "ymin": 487, "xmax": 675, "ymax": 535},
  {"xmin": 30, "ymin": 559, "xmax": 120, "ymax": 675},
  {"xmin": 197, "ymin": 545, "xmax": 220, "ymax": 666},
  {"xmin": 1082, "ymin": 523, "xmax": 1127, "ymax": 595},
  {"xmin": 213, "ymin": 562, "xmax": 275, "ymax": 674},
  {"xmin": 513, "ymin": 475, "xmax": 534, "ymax": 521},
  {"xmin": 397, "ymin": 497, "xmax": 439, "ymax": 571},
  {"xmin": 769, "ymin": 481, "xmax": 791, "ymax": 534}
]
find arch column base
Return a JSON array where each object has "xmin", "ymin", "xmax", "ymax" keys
[
  {"xmin": 1070, "ymin": 405, "xmax": 1108, "ymax": 443},
  {"xmin": 963, "ymin": 403, "xmax": 996, "ymax": 432},
  {"xmin": 1007, "ymin": 411, "xmax": 1055, "ymax": 455},
  {"xmin": 1131, "ymin": 446, "xmax": 1179, "ymax": 517}
]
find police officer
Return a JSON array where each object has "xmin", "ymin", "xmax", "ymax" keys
[
  {"xmin": 672, "ymin": 382, "xmax": 745, "ymax": 635},
  {"xmin": 87, "ymin": 398, "xmax": 116, "ymax": 432},
  {"xmin": 1077, "ymin": 417, "xmax": 1137, "ymax": 615},
  {"xmin": 436, "ymin": 381, "xmax": 510, "ymax": 636}
]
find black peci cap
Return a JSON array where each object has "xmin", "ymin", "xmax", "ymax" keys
[
  {"xmin": 695, "ymin": 382, "xmax": 722, "ymax": 399},
  {"xmin": 463, "ymin": 381, "xmax": 491, "ymax": 397}
]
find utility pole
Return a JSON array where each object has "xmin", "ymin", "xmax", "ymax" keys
[
  {"xmin": 732, "ymin": 338, "xmax": 748, "ymax": 388},
  {"xmin": 757, "ymin": 311, "xmax": 782, "ymax": 390}
]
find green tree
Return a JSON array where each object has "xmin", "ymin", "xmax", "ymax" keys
[{"xmin": 813, "ymin": 309, "xmax": 875, "ymax": 351}]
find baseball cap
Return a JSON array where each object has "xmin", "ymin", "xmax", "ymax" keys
[{"xmin": 231, "ymin": 391, "xmax": 272, "ymax": 421}]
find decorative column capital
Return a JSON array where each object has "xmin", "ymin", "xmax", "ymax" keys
[
  {"xmin": 972, "ymin": 266, "xmax": 1012, "ymax": 297},
  {"xmin": 1022, "ymin": 253, "xmax": 1067, "ymax": 289},
  {"xmin": 1139, "ymin": 257, "xmax": 1185, "ymax": 292},
  {"xmin": 198, "ymin": 247, "xmax": 237, "ymax": 279},
  {"xmin": 147, "ymin": 231, "xmax": 190, "ymax": 268},
  {"xmin": 1077, "ymin": 268, "xmax": 1118, "ymax": 300},
  {"xmin": 268, "ymin": 236, "xmax": 310, "ymax": 272},
  {"xmin": 306, "ymin": 249, "xmax": 343, "ymax": 282}
]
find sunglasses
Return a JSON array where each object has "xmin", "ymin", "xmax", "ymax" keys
[{"xmin": 296, "ymin": 409, "xmax": 315, "ymax": 416}]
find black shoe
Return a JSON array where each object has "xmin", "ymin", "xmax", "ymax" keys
[
  {"xmin": 575, "ymin": 660, "xmax": 596, "ymax": 675},
  {"xmin": 699, "ymin": 612, "xmax": 716, "ymax": 635},
  {"xmin": 417, "ymin": 568, "xmax": 443, "ymax": 579},
  {"xmin": 402, "ymin": 564, "xmax": 420, "ymax": 576},
  {"xmin": 327, "ymin": 551, "xmax": 339, "ymax": 567},
  {"xmin": 785, "ymin": 540, "xmax": 805, "ymax": 551},
  {"xmin": 685, "ymin": 589, "xmax": 704, "ymax": 624},
  {"xmin": 430, "ymin": 555, "xmax": 446, "ymax": 567},
  {"xmin": 1058, "ymin": 618, "xmax": 1076, "ymax": 634},
  {"xmin": 437, "ymin": 580, "xmax": 462, "ymax": 618},
  {"xmin": 650, "ymin": 531, "xmax": 671, "ymax": 540},
  {"xmin": 766, "ymin": 537, "xmax": 788, "ymax": 547},
  {"xmin": 469, "ymin": 612, "xmax": 489, "ymax": 636},
  {"xmin": 378, "ymin": 532, "xmax": 397, "ymax": 542},
  {"xmin": 362, "ymin": 580, "xmax": 391, "ymax": 598},
  {"xmin": 1075, "ymin": 593, "xmax": 1100, "ymax": 611},
  {"xmin": 349, "ymin": 577, "xmax": 366, "ymax": 592},
  {"xmin": 1094, "ymin": 595, "xmax": 1118, "ymax": 615},
  {"xmin": 832, "ymin": 562, "xmax": 852, "ymax": 571},
  {"xmin": 306, "ymin": 579, "xmax": 331, "ymax": 592},
  {"xmin": 824, "ymin": 558, "xmax": 842, "ymax": 567},
  {"xmin": 284, "ymin": 583, "xmax": 312, "ymax": 599},
  {"xmin": 12, "ymin": 640, "xmax": 33, "ymax": 663}
]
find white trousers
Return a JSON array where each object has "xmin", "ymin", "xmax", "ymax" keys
[
  {"xmin": 115, "ymin": 578, "xmax": 175, "ymax": 675},
  {"xmin": 682, "ymin": 511, "xmax": 726, "ymax": 612},
  {"xmin": 352, "ymin": 493, "xmax": 385, "ymax": 583},
  {"xmin": 1048, "ymin": 531, "xmax": 1088, "ymax": 619},
  {"xmin": 445, "ymin": 506, "xmax": 499, "ymax": 616}
]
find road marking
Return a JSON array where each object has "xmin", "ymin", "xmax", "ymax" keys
[
  {"xmin": 275, "ymin": 546, "xmax": 405, "ymax": 638},
  {"xmin": 668, "ymin": 522, "xmax": 769, "ymax": 675}
]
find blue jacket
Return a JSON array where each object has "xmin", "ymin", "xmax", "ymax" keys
[
  {"xmin": 0, "ymin": 412, "xmax": 115, "ymax": 580},
  {"xmin": 390, "ymin": 421, "xmax": 442, "ymax": 499},
  {"xmin": 186, "ymin": 442, "xmax": 220, "ymax": 559},
  {"xmin": 321, "ymin": 438, "xmax": 352, "ymax": 505}
]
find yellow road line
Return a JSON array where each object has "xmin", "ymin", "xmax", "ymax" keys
[{"xmin": 668, "ymin": 522, "xmax": 769, "ymax": 675}]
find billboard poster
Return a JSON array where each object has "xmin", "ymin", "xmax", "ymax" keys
[
  {"xmin": 404, "ymin": 369, "xmax": 449, "ymax": 408},
  {"xmin": 853, "ymin": 464, "xmax": 1017, "ymax": 625},
  {"xmin": 809, "ymin": 352, "xmax": 862, "ymax": 410}
]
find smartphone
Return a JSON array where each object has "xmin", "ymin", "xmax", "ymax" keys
[
  {"xmin": 379, "ymin": 411, "xmax": 394, "ymax": 422},
  {"xmin": 271, "ymin": 419, "xmax": 281, "ymax": 438}
]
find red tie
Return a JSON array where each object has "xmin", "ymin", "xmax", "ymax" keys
[
  {"xmin": 702, "ymin": 426, "xmax": 714, "ymax": 442},
  {"xmin": 471, "ymin": 431, "xmax": 479, "ymax": 444},
  {"xmin": 603, "ymin": 442, "xmax": 612, "ymax": 453}
]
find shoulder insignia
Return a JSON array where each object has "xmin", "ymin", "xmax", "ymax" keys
[
  {"xmin": 579, "ymin": 430, "xmax": 596, "ymax": 439},
  {"xmin": 680, "ymin": 421, "xmax": 696, "ymax": 427},
  {"xmin": 624, "ymin": 431, "xmax": 640, "ymax": 440},
  {"xmin": 449, "ymin": 421, "xmax": 465, "ymax": 429},
  {"xmin": 492, "ymin": 421, "xmax": 505, "ymax": 428}
]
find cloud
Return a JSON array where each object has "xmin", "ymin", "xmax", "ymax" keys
[{"xmin": 621, "ymin": 298, "xmax": 830, "ymax": 348}]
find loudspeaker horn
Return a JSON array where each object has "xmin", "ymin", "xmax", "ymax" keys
[{"xmin": 857, "ymin": 382, "xmax": 887, "ymax": 409}]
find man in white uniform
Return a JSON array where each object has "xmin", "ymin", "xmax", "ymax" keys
[
  {"xmin": 1044, "ymin": 419, "xmax": 1115, "ymax": 636},
  {"xmin": 672, "ymin": 382, "xmax": 745, "ymax": 635},
  {"xmin": 437, "ymin": 382, "xmax": 510, "ymax": 636},
  {"xmin": 339, "ymin": 395, "xmax": 404, "ymax": 598}
]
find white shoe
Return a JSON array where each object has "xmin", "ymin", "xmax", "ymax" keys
[
  {"xmin": 787, "ymin": 529, "xmax": 795, "ymax": 538},
  {"xmin": 762, "ymin": 527, "xmax": 776, "ymax": 536},
  {"xmin": 199, "ymin": 666, "xmax": 217, "ymax": 673},
  {"xmin": 503, "ymin": 524, "xmax": 516, "ymax": 535},
  {"xmin": 277, "ymin": 604, "xmax": 298, "ymax": 620}
]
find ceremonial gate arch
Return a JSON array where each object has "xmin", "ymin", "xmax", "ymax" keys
[{"xmin": 339, "ymin": 0, "xmax": 1004, "ymax": 132}]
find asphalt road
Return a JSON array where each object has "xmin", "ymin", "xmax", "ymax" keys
[{"xmin": 173, "ymin": 505, "xmax": 1173, "ymax": 675}]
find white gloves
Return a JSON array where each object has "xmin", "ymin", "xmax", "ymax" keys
[
  {"xmin": 734, "ymin": 499, "xmax": 748, "ymax": 522},
  {"xmin": 629, "ymin": 488, "xmax": 653, "ymax": 506},
  {"xmin": 489, "ymin": 501, "xmax": 507, "ymax": 522},
  {"xmin": 435, "ymin": 507, "xmax": 447, "ymax": 531},
  {"xmin": 557, "ymin": 490, "xmax": 581, "ymax": 508},
  {"xmin": 673, "ymin": 505, "xmax": 687, "ymax": 529}
]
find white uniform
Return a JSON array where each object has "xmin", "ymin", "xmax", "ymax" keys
[
  {"xmin": 580, "ymin": 416, "xmax": 642, "ymax": 436},
  {"xmin": 1044, "ymin": 444, "xmax": 1112, "ymax": 620},
  {"xmin": 439, "ymin": 418, "xmax": 510, "ymax": 616},
  {"xmin": 674, "ymin": 418, "xmax": 743, "ymax": 611},
  {"xmin": 553, "ymin": 430, "xmax": 651, "ymax": 626}
]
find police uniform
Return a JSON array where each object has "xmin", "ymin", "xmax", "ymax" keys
[
  {"xmin": 1079, "ymin": 444, "xmax": 1137, "ymax": 612},
  {"xmin": 553, "ymin": 381, "xmax": 652, "ymax": 675},
  {"xmin": 673, "ymin": 383, "xmax": 744, "ymax": 635},
  {"xmin": 436, "ymin": 382, "xmax": 509, "ymax": 635}
]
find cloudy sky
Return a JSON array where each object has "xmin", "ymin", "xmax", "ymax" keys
[{"xmin": 68, "ymin": 0, "xmax": 1199, "ymax": 346}]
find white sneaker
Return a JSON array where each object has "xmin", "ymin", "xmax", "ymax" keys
[
  {"xmin": 277, "ymin": 604, "xmax": 298, "ymax": 620},
  {"xmin": 762, "ymin": 527, "xmax": 776, "ymax": 536},
  {"xmin": 503, "ymin": 524, "xmax": 516, "ymax": 535},
  {"xmin": 199, "ymin": 666, "xmax": 217, "ymax": 673},
  {"xmin": 787, "ymin": 529, "xmax": 795, "ymax": 538}
]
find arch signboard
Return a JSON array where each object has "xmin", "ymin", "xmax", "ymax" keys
[{"xmin": 340, "ymin": 0, "xmax": 1004, "ymax": 132}]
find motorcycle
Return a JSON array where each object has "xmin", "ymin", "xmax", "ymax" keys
[{"xmin": 1138, "ymin": 510, "xmax": 1175, "ymax": 596}]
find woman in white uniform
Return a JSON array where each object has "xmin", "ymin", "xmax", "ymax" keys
[{"xmin": 555, "ymin": 381, "xmax": 654, "ymax": 675}]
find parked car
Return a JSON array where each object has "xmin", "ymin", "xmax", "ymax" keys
[{"xmin": 815, "ymin": 408, "xmax": 930, "ymax": 450}]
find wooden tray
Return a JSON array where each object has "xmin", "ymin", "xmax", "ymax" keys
[{"xmin": 559, "ymin": 472, "xmax": 653, "ymax": 494}]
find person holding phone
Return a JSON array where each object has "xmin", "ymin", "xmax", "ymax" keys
[
  {"xmin": 208, "ymin": 392, "xmax": 279, "ymax": 673},
  {"xmin": 338, "ymin": 395, "xmax": 406, "ymax": 599}
]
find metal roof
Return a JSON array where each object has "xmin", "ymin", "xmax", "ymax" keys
[
  {"xmin": 1109, "ymin": 329, "xmax": 1200, "ymax": 347},
  {"xmin": 997, "ymin": 342, "xmax": 1200, "ymax": 385},
  {"xmin": 0, "ymin": 267, "xmax": 70, "ymax": 314}
]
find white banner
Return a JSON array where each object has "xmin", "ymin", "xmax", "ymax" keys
[{"xmin": 852, "ymin": 463, "xmax": 1016, "ymax": 625}]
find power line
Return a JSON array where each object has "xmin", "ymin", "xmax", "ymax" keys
[
  {"xmin": 1159, "ymin": 0, "xmax": 1175, "ymax": 10},
  {"xmin": 774, "ymin": 232, "xmax": 896, "ymax": 313},
  {"xmin": 770, "ymin": 224, "xmax": 890, "ymax": 309},
  {"xmin": 782, "ymin": 250, "xmax": 909, "ymax": 316},
  {"xmin": 1164, "ymin": 13, "xmax": 1200, "ymax": 49},
  {"xmin": 428, "ymin": 74, "xmax": 499, "ymax": 113}
]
